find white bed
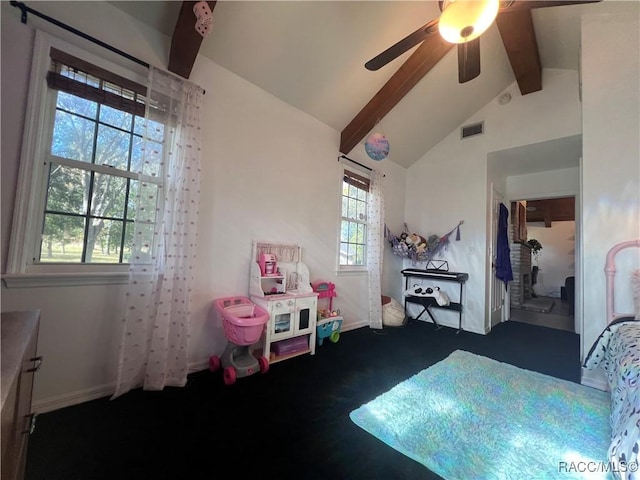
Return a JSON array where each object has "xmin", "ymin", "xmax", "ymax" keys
[{"xmin": 584, "ymin": 239, "xmax": 640, "ymax": 480}]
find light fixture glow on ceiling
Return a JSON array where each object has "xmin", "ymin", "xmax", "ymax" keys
[{"xmin": 439, "ymin": 0, "xmax": 500, "ymax": 44}]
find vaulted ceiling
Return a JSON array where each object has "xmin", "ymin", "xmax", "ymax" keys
[{"xmin": 109, "ymin": 0, "xmax": 631, "ymax": 168}]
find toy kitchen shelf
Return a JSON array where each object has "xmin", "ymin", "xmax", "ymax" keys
[
  {"xmin": 401, "ymin": 268, "xmax": 468, "ymax": 333},
  {"xmin": 249, "ymin": 242, "xmax": 318, "ymax": 363}
]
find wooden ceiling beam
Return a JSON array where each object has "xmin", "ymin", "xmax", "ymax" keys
[
  {"xmin": 543, "ymin": 202, "xmax": 552, "ymax": 227},
  {"xmin": 340, "ymin": 35, "xmax": 454, "ymax": 155},
  {"xmin": 495, "ymin": 9, "xmax": 542, "ymax": 95},
  {"xmin": 341, "ymin": 2, "xmax": 604, "ymax": 155},
  {"xmin": 168, "ymin": 1, "xmax": 216, "ymax": 79}
]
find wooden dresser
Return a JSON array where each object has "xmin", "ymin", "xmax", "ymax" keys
[{"xmin": 1, "ymin": 310, "xmax": 41, "ymax": 480}]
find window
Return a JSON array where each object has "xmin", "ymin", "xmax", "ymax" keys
[
  {"xmin": 339, "ymin": 168, "xmax": 370, "ymax": 270},
  {"xmin": 42, "ymin": 48, "xmax": 157, "ymax": 265},
  {"xmin": 7, "ymin": 32, "xmax": 153, "ymax": 281}
]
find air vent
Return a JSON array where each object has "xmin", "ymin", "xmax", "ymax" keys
[{"xmin": 460, "ymin": 121, "xmax": 484, "ymax": 139}]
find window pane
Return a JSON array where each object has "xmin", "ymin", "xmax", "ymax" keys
[
  {"xmin": 347, "ymin": 198, "xmax": 357, "ymax": 219},
  {"xmin": 56, "ymin": 91, "xmax": 97, "ymax": 118},
  {"xmin": 130, "ymin": 222, "xmax": 156, "ymax": 263},
  {"xmin": 347, "ymin": 243, "xmax": 356, "ymax": 265},
  {"xmin": 91, "ymin": 172, "xmax": 128, "ymax": 219},
  {"xmin": 121, "ymin": 220, "xmax": 135, "ymax": 263},
  {"xmin": 39, "ymin": 213, "xmax": 85, "ymax": 262},
  {"xmin": 140, "ymin": 139, "xmax": 164, "ymax": 177},
  {"xmin": 356, "ymin": 223, "xmax": 365, "ymax": 244},
  {"xmin": 51, "ymin": 110, "xmax": 96, "ymax": 163},
  {"xmin": 99, "ymin": 104, "xmax": 132, "ymax": 130},
  {"xmin": 87, "ymin": 219, "xmax": 124, "ymax": 263},
  {"xmin": 95, "ymin": 124, "xmax": 131, "ymax": 170},
  {"xmin": 135, "ymin": 180, "xmax": 160, "ymax": 224},
  {"xmin": 347, "ymin": 222, "xmax": 354, "ymax": 244},
  {"xmin": 103, "ymin": 81, "xmax": 135, "ymax": 101},
  {"xmin": 131, "ymin": 136, "xmax": 144, "ymax": 173},
  {"xmin": 60, "ymin": 65, "xmax": 100, "ymax": 88},
  {"xmin": 356, "ymin": 200, "xmax": 366, "ymax": 222},
  {"xmin": 134, "ymin": 116, "xmax": 165, "ymax": 142},
  {"xmin": 340, "ymin": 220, "xmax": 349, "ymax": 242},
  {"xmin": 355, "ymin": 245, "xmax": 365, "ymax": 265},
  {"xmin": 46, "ymin": 164, "xmax": 89, "ymax": 215}
]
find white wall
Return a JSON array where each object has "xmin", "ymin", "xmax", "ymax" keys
[
  {"xmin": 580, "ymin": 9, "xmax": 640, "ymax": 388},
  {"xmin": 0, "ymin": 2, "xmax": 407, "ymax": 411},
  {"xmin": 526, "ymin": 221, "xmax": 576, "ymax": 298},
  {"xmin": 405, "ymin": 69, "xmax": 582, "ymax": 334},
  {"xmin": 506, "ymin": 167, "xmax": 580, "ymax": 201}
]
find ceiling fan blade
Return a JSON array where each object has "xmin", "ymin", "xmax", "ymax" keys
[
  {"xmin": 365, "ymin": 18, "xmax": 439, "ymax": 71},
  {"xmin": 343, "ymin": 35, "xmax": 454, "ymax": 155},
  {"xmin": 498, "ymin": 0, "xmax": 602, "ymax": 13},
  {"xmin": 458, "ymin": 38, "xmax": 481, "ymax": 83}
]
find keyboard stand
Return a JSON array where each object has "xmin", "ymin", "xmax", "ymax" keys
[{"xmin": 401, "ymin": 269, "xmax": 468, "ymax": 333}]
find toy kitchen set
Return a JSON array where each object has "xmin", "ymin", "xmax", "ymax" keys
[{"xmin": 249, "ymin": 242, "xmax": 319, "ymax": 363}]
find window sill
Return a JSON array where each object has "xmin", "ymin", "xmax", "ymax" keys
[
  {"xmin": 2, "ymin": 272, "xmax": 129, "ymax": 288},
  {"xmin": 336, "ymin": 269, "xmax": 368, "ymax": 277}
]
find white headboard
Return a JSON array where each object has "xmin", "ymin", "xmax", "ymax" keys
[{"xmin": 605, "ymin": 239, "xmax": 640, "ymax": 323}]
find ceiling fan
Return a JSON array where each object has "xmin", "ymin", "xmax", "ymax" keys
[{"xmin": 365, "ymin": 0, "xmax": 602, "ymax": 84}]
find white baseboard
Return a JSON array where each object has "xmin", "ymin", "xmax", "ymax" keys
[
  {"xmin": 342, "ymin": 320, "xmax": 368, "ymax": 331},
  {"xmin": 33, "ymin": 383, "xmax": 116, "ymax": 414},
  {"xmin": 580, "ymin": 368, "xmax": 609, "ymax": 391},
  {"xmin": 33, "ymin": 320, "xmax": 475, "ymax": 413},
  {"xmin": 33, "ymin": 360, "xmax": 218, "ymax": 413}
]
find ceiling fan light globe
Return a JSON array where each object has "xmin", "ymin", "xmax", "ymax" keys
[{"xmin": 439, "ymin": 0, "xmax": 500, "ymax": 43}]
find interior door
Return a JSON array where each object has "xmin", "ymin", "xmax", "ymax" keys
[{"xmin": 489, "ymin": 184, "xmax": 506, "ymax": 327}]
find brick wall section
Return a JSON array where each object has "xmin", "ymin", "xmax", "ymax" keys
[{"xmin": 510, "ymin": 241, "xmax": 532, "ymax": 308}]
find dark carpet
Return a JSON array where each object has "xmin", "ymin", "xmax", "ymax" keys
[{"xmin": 25, "ymin": 320, "xmax": 581, "ymax": 480}]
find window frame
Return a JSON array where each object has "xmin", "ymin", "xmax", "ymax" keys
[
  {"xmin": 337, "ymin": 163, "xmax": 371, "ymax": 274},
  {"xmin": 5, "ymin": 31, "xmax": 149, "ymax": 286}
]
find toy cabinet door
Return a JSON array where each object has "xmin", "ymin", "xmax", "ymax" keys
[{"xmin": 294, "ymin": 296, "xmax": 317, "ymax": 335}]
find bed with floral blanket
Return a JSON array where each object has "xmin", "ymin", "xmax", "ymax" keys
[{"xmin": 583, "ymin": 239, "xmax": 640, "ymax": 480}]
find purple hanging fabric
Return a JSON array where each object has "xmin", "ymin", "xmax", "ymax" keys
[{"xmin": 495, "ymin": 203, "xmax": 513, "ymax": 287}]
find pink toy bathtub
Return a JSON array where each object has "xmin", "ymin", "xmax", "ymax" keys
[{"xmin": 214, "ymin": 296, "xmax": 269, "ymax": 346}]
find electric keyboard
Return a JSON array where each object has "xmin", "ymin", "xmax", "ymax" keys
[{"xmin": 401, "ymin": 269, "xmax": 469, "ymax": 283}]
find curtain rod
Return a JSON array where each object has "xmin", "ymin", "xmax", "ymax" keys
[
  {"xmin": 10, "ymin": 1, "xmax": 207, "ymax": 96},
  {"xmin": 338, "ymin": 155, "xmax": 385, "ymax": 177},
  {"xmin": 10, "ymin": 1, "xmax": 150, "ymax": 69},
  {"xmin": 339, "ymin": 154, "xmax": 371, "ymax": 172}
]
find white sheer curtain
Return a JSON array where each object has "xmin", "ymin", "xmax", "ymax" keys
[
  {"xmin": 367, "ymin": 170, "xmax": 385, "ymax": 329},
  {"xmin": 112, "ymin": 67, "xmax": 204, "ymax": 399}
]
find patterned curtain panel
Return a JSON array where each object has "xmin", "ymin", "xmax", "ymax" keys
[
  {"xmin": 367, "ymin": 171, "xmax": 385, "ymax": 329},
  {"xmin": 112, "ymin": 67, "xmax": 204, "ymax": 398}
]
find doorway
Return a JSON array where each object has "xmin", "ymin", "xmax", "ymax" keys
[{"xmin": 508, "ymin": 196, "xmax": 576, "ymax": 333}]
